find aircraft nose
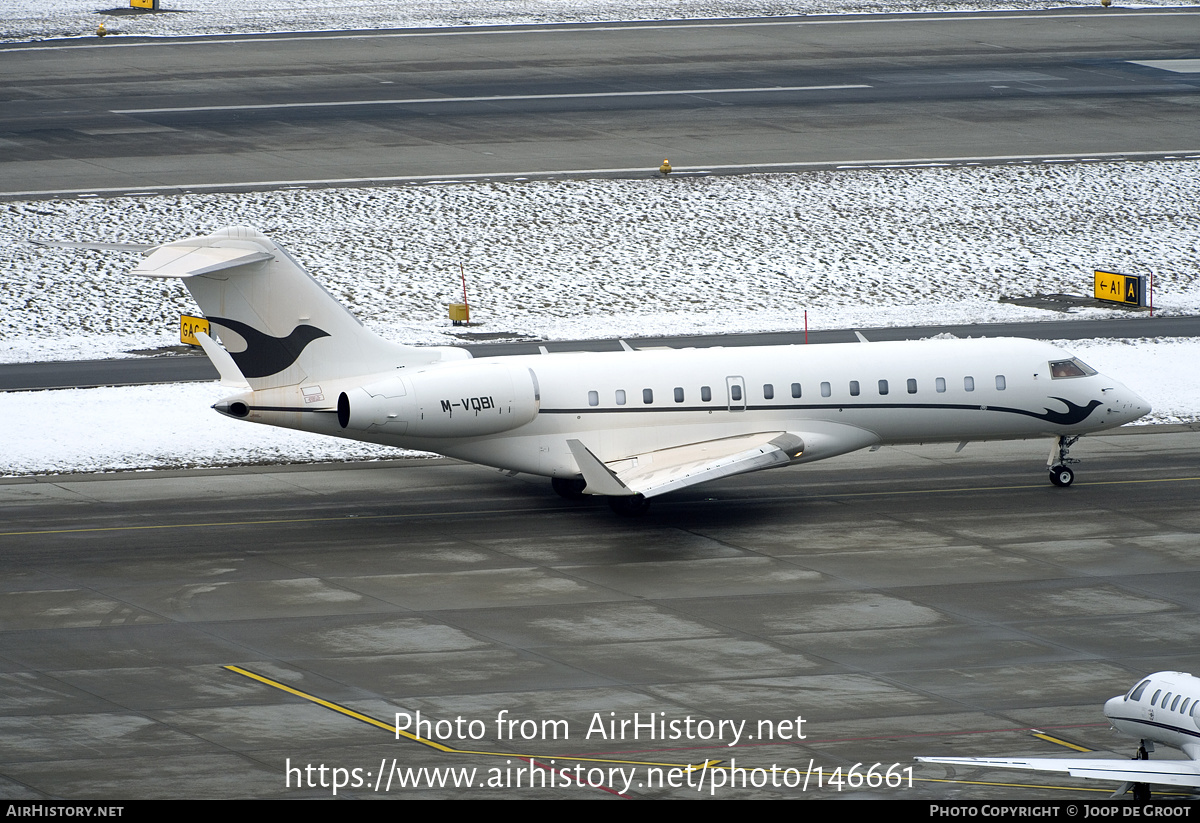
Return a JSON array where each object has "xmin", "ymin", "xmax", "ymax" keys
[
  {"xmin": 1104, "ymin": 695, "xmax": 1124, "ymax": 719},
  {"xmin": 1104, "ymin": 383, "xmax": 1151, "ymax": 425}
]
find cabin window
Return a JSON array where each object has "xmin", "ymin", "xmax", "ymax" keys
[
  {"xmin": 935, "ymin": 377, "xmax": 946, "ymax": 393},
  {"xmin": 701, "ymin": 386, "xmax": 712, "ymax": 402},
  {"xmin": 907, "ymin": 378, "xmax": 918, "ymax": 394},
  {"xmin": 821, "ymin": 382, "xmax": 831, "ymax": 398},
  {"xmin": 763, "ymin": 384, "xmax": 774, "ymax": 400},
  {"xmin": 1173, "ymin": 695, "xmax": 1182, "ymax": 711},
  {"xmin": 1050, "ymin": 358, "xmax": 1097, "ymax": 379},
  {"xmin": 1129, "ymin": 679, "xmax": 1151, "ymax": 701},
  {"xmin": 995, "ymin": 375, "xmax": 1006, "ymax": 391},
  {"xmin": 1152, "ymin": 689, "xmax": 1162, "ymax": 705},
  {"xmin": 849, "ymin": 381, "xmax": 860, "ymax": 397},
  {"xmin": 1183, "ymin": 699, "xmax": 1192, "ymax": 714},
  {"xmin": 588, "ymin": 390, "xmax": 599, "ymax": 407},
  {"xmin": 730, "ymin": 385, "xmax": 743, "ymax": 402},
  {"xmin": 615, "ymin": 389, "xmax": 626, "ymax": 406},
  {"xmin": 964, "ymin": 376, "xmax": 975, "ymax": 392},
  {"xmin": 791, "ymin": 383, "xmax": 802, "ymax": 398},
  {"xmin": 643, "ymin": 388, "xmax": 653, "ymax": 404},
  {"xmin": 878, "ymin": 379, "xmax": 889, "ymax": 396},
  {"xmin": 674, "ymin": 387, "xmax": 684, "ymax": 403},
  {"xmin": 1163, "ymin": 692, "xmax": 1173, "ymax": 708}
]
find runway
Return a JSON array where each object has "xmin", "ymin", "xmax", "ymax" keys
[
  {"xmin": 2, "ymin": 9, "xmax": 1199, "ymax": 198},
  {"xmin": 2, "ymin": 429, "xmax": 1199, "ymax": 798}
]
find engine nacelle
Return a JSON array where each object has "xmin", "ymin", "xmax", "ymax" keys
[{"xmin": 338, "ymin": 362, "xmax": 540, "ymax": 438}]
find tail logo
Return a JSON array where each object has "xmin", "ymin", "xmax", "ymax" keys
[{"xmin": 208, "ymin": 316, "xmax": 330, "ymax": 378}]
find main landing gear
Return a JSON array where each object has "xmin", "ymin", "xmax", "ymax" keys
[
  {"xmin": 550, "ymin": 478, "xmax": 651, "ymax": 516},
  {"xmin": 607, "ymin": 494, "xmax": 650, "ymax": 517},
  {"xmin": 551, "ymin": 477, "xmax": 587, "ymax": 500},
  {"xmin": 1129, "ymin": 741, "xmax": 1152, "ymax": 802},
  {"xmin": 1111, "ymin": 741, "xmax": 1153, "ymax": 802},
  {"xmin": 1047, "ymin": 435, "xmax": 1080, "ymax": 487}
]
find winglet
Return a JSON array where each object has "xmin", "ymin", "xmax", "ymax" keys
[
  {"xmin": 195, "ymin": 331, "xmax": 250, "ymax": 388},
  {"xmin": 566, "ymin": 439, "xmax": 635, "ymax": 496}
]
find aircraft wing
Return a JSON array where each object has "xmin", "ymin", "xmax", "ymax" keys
[
  {"xmin": 917, "ymin": 756, "xmax": 1200, "ymax": 789},
  {"xmin": 567, "ymin": 423, "xmax": 879, "ymax": 499}
]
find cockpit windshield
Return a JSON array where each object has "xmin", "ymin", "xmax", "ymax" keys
[
  {"xmin": 1128, "ymin": 679, "xmax": 1152, "ymax": 701},
  {"xmin": 1049, "ymin": 358, "xmax": 1098, "ymax": 379}
]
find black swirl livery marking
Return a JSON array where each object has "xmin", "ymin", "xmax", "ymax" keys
[
  {"xmin": 208, "ymin": 316, "xmax": 330, "ymax": 378},
  {"xmin": 1012, "ymin": 396, "xmax": 1103, "ymax": 426}
]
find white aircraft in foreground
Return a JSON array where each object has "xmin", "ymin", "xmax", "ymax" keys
[
  {"xmin": 65, "ymin": 226, "xmax": 1150, "ymax": 513},
  {"xmin": 918, "ymin": 671, "xmax": 1200, "ymax": 802}
]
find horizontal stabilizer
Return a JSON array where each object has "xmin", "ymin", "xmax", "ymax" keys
[
  {"xmin": 194, "ymin": 331, "xmax": 249, "ymax": 389},
  {"xmin": 29, "ymin": 239, "xmax": 160, "ymax": 252},
  {"xmin": 917, "ymin": 756, "xmax": 1200, "ymax": 789},
  {"xmin": 131, "ymin": 245, "xmax": 273, "ymax": 278}
]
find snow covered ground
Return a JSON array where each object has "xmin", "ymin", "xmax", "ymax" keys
[
  {"xmin": 6, "ymin": 162, "xmax": 1200, "ymax": 363},
  {"xmin": 4, "ymin": 156, "xmax": 1199, "ymax": 475},
  {"xmin": 4, "ymin": 0, "xmax": 1196, "ymax": 45}
]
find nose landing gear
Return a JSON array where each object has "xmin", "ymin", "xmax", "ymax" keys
[{"xmin": 1047, "ymin": 435, "xmax": 1080, "ymax": 487}]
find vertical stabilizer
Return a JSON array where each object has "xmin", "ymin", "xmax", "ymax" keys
[{"xmin": 130, "ymin": 226, "xmax": 467, "ymax": 389}]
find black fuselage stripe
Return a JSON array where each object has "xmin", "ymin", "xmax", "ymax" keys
[
  {"xmin": 1109, "ymin": 713, "xmax": 1200, "ymax": 740},
  {"xmin": 541, "ymin": 402, "xmax": 1080, "ymax": 419},
  {"xmin": 248, "ymin": 405, "xmax": 336, "ymax": 413},
  {"xmin": 248, "ymin": 401, "xmax": 1087, "ymax": 423}
]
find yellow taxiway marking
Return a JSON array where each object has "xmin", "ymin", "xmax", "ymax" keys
[
  {"xmin": 1031, "ymin": 730, "xmax": 1092, "ymax": 753},
  {"xmin": 224, "ymin": 665, "xmax": 718, "ymax": 771},
  {"xmin": 6, "ymin": 476, "xmax": 1199, "ymax": 538},
  {"xmin": 920, "ymin": 776, "xmax": 1112, "ymax": 794}
]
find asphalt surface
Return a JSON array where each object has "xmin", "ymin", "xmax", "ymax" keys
[
  {"xmin": 2, "ymin": 431, "xmax": 1199, "ymax": 799},
  {"xmin": 2, "ymin": 10, "xmax": 1199, "ymax": 198},
  {"xmin": 3, "ymin": 314, "xmax": 1196, "ymax": 391}
]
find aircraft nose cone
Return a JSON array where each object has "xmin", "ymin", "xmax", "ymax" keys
[
  {"xmin": 1108, "ymin": 385, "xmax": 1151, "ymax": 425},
  {"xmin": 1134, "ymin": 394, "xmax": 1152, "ymax": 419},
  {"xmin": 1104, "ymin": 695, "xmax": 1125, "ymax": 720},
  {"xmin": 1125, "ymin": 390, "xmax": 1152, "ymax": 424}
]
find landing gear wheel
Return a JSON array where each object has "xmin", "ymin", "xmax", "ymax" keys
[
  {"xmin": 1046, "ymin": 435, "xmax": 1080, "ymax": 486},
  {"xmin": 1049, "ymin": 465, "xmax": 1074, "ymax": 487},
  {"xmin": 551, "ymin": 477, "xmax": 587, "ymax": 500},
  {"xmin": 608, "ymin": 494, "xmax": 650, "ymax": 517}
]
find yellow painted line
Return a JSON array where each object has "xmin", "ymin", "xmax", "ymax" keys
[
  {"xmin": 224, "ymin": 665, "xmax": 709, "ymax": 770},
  {"xmin": 919, "ymin": 776, "xmax": 1112, "ymax": 794},
  {"xmin": 7, "ymin": 475, "xmax": 1200, "ymax": 538},
  {"xmin": 1031, "ymin": 731, "xmax": 1092, "ymax": 753},
  {"xmin": 921, "ymin": 775, "xmax": 1191, "ymax": 799},
  {"xmin": 224, "ymin": 664, "xmax": 453, "ymax": 747}
]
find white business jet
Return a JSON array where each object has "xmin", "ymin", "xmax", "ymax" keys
[
  {"xmin": 70, "ymin": 226, "xmax": 1150, "ymax": 514},
  {"xmin": 918, "ymin": 671, "xmax": 1200, "ymax": 801}
]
